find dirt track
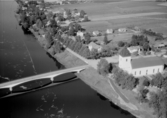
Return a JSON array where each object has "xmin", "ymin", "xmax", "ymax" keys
[{"xmin": 90, "ymin": 12, "xmax": 167, "ymax": 21}]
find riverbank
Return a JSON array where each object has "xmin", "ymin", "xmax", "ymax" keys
[
  {"xmin": 14, "ymin": 0, "xmax": 155, "ymax": 117},
  {"xmin": 28, "ymin": 26, "xmax": 145, "ymax": 118}
]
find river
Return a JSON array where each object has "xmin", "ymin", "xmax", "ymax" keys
[{"xmin": 0, "ymin": 1, "xmax": 135, "ymax": 118}]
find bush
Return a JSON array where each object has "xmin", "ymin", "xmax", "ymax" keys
[
  {"xmin": 136, "ymin": 88, "xmax": 149, "ymax": 103},
  {"xmin": 97, "ymin": 58, "xmax": 110, "ymax": 76},
  {"xmin": 143, "ymin": 78, "xmax": 150, "ymax": 87},
  {"xmin": 112, "ymin": 66, "xmax": 139, "ymax": 90},
  {"xmin": 118, "ymin": 41, "xmax": 125, "ymax": 47},
  {"xmin": 151, "ymin": 73, "xmax": 164, "ymax": 88}
]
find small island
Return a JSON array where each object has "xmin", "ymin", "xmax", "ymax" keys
[{"xmin": 15, "ymin": 0, "xmax": 167, "ymax": 118}]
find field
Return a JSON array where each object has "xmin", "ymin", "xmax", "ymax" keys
[{"xmin": 52, "ymin": 1, "xmax": 167, "ymax": 35}]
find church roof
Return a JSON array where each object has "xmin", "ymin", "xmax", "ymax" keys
[
  {"xmin": 119, "ymin": 47, "xmax": 131, "ymax": 57},
  {"xmin": 131, "ymin": 56, "xmax": 164, "ymax": 69}
]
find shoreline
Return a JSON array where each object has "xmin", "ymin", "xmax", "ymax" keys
[
  {"xmin": 13, "ymin": 1, "xmax": 155, "ymax": 117},
  {"xmin": 29, "ymin": 26, "xmax": 142, "ymax": 118}
]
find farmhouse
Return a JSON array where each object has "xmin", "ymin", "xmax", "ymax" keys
[
  {"xmin": 118, "ymin": 47, "xmax": 167, "ymax": 77},
  {"xmin": 118, "ymin": 28, "xmax": 127, "ymax": 33},
  {"xmin": 88, "ymin": 42, "xmax": 102, "ymax": 52},
  {"xmin": 106, "ymin": 29, "xmax": 113, "ymax": 34},
  {"xmin": 127, "ymin": 46, "xmax": 142, "ymax": 54},
  {"xmin": 92, "ymin": 31, "xmax": 100, "ymax": 36},
  {"xmin": 77, "ymin": 31, "xmax": 85, "ymax": 40}
]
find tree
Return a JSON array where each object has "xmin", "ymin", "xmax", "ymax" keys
[
  {"xmin": 20, "ymin": 12, "xmax": 26, "ymax": 23},
  {"xmin": 68, "ymin": 28, "xmax": 75, "ymax": 36},
  {"xmin": 149, "ymin": 91, "xmax": 167, "ymax": 118},
  {"xmin": 22, "ymin": 21, "xmax": 29, "ymax": 30},
  {"xmin": 143, "ymin": 42, "xmax": 150, "ymax": 51},
  {"xmin": 90, "ymin": 48, "xmax": 98, "ymax": 59},
  {"xmin": 29, "ymin": 15, "xmax": 36, "ymax": 26},
  {"xmin": 113, "ymin": 66, "xmax": 139, "ymax": 90},
  {"xmin": 151, "ymin": 73, "xmax": 164, "ymax": 88},
  {"xmin": 50, "ymin": 19, "xmax": 57, "ymax": 28},
  {"xmin": 64, "ymin": 9, "xmax": 71, "ymax": 18},
  {"xmin": 47, "ymin": 11, "xmax": 53, "ymax": 20},
  {"xmin": 82, "ymin": 47, "xmax": 90, "ymax": 58},
  {"xmin": 118, "ymin": 41, "xmax": 125, "ymax": 47},
  {"xmin": 143, "ymin": 78, "xmax": 150, "ymax": 87},
  {"xmin": 79, "ymin": 45, "xmax": 86, "ymax": 56},
  {"xmin": 104, "ymin": 33, "xmax": 108, "ymax": 45},
  {"xmin": 97, "ymin": 58, "xmax": 110, "ymax": 76},
  {"xmin": 45, "ymin": 31, "xmax": 53, "ymax": 48},
  {"xmin": 125, "ymin": 75, "xmax": 139, "ymax": 90},
  {"xmin": 80, "ymin": 10, "xmax": 86, "ymax": 18},
  {"xmin": 73, "ymin": 23, "xmax": 81, "ymax": 32},
  {"xmin": 36, "ymin": 19, "xmax": 43, "ymax": 29},
  {"xmin": 68, "ymin": 39, "xmax": 74, "ymax": 49},
  {"xmin": 73, "ymin": 42, "xmax": 82, "ymax": 52},
  {"xmin": 137, "ymin": 88, "xmax": 149, "ymax": 103},
  {"xmin": 84, "ymin": 32, "xmax": 91, "ymax": 44}
]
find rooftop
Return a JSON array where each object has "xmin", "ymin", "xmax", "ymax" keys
[
  {"xmin": 131, "ymin": 56, "xmax": 164, "ymax": 69},
  {"xmin": 88, "ymin": 42, "xmax": 101, "ymax": 49},
  {"xmin": 119, "ymin": 47, "xmax": 131, "ymax": 57}
]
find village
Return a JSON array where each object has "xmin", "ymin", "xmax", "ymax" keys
[{"xmin": 15, "ymin": 0, "xmax": 167, "ymax": 118}]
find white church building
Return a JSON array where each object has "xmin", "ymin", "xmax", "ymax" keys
[{"xmin": 118, "ymin": 47, "xmax": 167, "ymax": 77}]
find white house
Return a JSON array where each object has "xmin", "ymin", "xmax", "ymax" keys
[
  {"xmin": 118, "ymin": 28, "xmax": 127, "ymax": 33},
  {"xmin": 119, "ymin": 47, "xmax": 165, "ymax": 77},
  {"xmin": 88, "ymin": 42, "xmax": 102, "ymax": 52},
  {"xmin": 127, "ymin": 46, "xmax": 142, "ymax": 54},
  {"xmin": 106, "ymin": 29, "xmax": 113, "ymax": 34},
  {"xmin": 77, "ymin": 31, "xmax": 84, "ymax": 38},
  {"xmin": 92, "ymin": 31, "xmax": 100, "ymax": 36}
]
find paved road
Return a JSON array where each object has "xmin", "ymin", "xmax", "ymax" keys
[
  {"xmin": 89, "ymin": 12, "xmax": 167, "ymax": 21},
  {"xmin": 0, "ymin": 65, "xmax": 89, "ymax": 89}
]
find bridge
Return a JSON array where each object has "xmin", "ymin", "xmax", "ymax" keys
[{"xmin": 0, "ymin": 65, "xmax": 90, "ymax": 91}]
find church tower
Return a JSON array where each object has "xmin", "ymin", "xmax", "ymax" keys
[{"xmin": 118, "ymin": 47, "xmax": 132, "ymax": 72}]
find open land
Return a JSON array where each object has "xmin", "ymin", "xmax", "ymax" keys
[{"xmin": 52, "ymin": 1, "xmax": 167, "ymax": 35}]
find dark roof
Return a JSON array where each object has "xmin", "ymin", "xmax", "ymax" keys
[
  {"xmin": 131, "ymin": 56, "xmax": 164, "ymax": 69},
  {"xmin": 161, "ymin": 57, "xmax": 167, "ymax": 65},
  {"xmin": 119, "ymin": 47, "xmax": 131, "ymax": 57}
]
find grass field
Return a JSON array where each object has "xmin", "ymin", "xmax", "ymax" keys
[{"xmin": 54, "ymin": 1, "xmax": 166, "ymax": 16}]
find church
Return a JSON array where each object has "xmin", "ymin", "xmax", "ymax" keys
[{"xmin": 118, "ymin": 47, "xmax": 167, "ymax": 77}]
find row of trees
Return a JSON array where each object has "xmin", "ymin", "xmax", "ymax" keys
[{"xmin": 112, "ymin": 66, "xmax": 139, "ymax": 90}]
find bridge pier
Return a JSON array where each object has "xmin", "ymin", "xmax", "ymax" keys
[
  {"xmin": 50, "ymin": 77, "xmax": 54, "ymax": 82},
  {"xmin": 9, "ymin": 87, "xmax": 12, "ymax": 92}
]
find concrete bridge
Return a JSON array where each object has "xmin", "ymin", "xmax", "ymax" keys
[{"xmin": 0, "ymin": 65, "xmax": 90, "ymax": 91}]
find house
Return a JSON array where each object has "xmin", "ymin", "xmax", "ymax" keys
[
  {"xmin": 106, "ymin": 29, "xmax": 113, "ymax": 34},
  {"xmin": 127, "ymin": 46, "xmax": 142, "ymax": 54},
  {"xmin": 92, "ymin": 31, "xmax": 100, "ymax": 36},
  {"xmin": 88, "ymin": 42, "xmax": 102, "ymax": 52},
  {"xmin": 77, "ymin": 31, "xmax": 84, "ymax": 38},
  {"xmin": 154, "ymin": 42, "xmax": 167, "ymax": 49},
  {"xmin": 118, "ymin": 28, "xmax": 127, "ymax": 33},
  {"xmin": 118, "ymin": 47, "xmax": 166, "ymax": 77}
]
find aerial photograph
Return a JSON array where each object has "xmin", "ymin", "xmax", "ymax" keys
[{"xmin": 0, "ymin": 0, "xmax": 167, "ymax": 118}]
